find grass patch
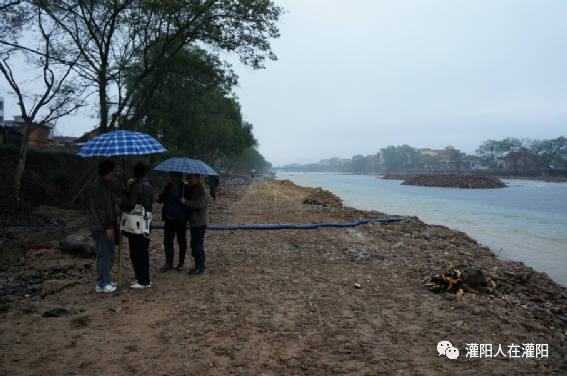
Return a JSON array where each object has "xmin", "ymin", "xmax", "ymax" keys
[{"xmin": 71, "ymin": 316, "xmax": 91, "ymax": 328}]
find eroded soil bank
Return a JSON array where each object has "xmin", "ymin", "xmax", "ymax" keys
[{"xmin": 1, "ymin": 180, "xmax": 566, "ymax": 376}]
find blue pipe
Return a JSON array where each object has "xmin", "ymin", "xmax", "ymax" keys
[{"xmin": 150, "ymin": 218, "xmax": 414, "ymax": 230}]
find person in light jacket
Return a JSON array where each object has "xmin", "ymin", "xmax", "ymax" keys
[{"xmin": 181, "ymin": 173, "xmax": 209, "ymax": 274}]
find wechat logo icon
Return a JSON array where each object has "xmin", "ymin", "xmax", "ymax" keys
[{"xmin": 437, "ymin": 341, "xmax": 459, "ymax": 359}]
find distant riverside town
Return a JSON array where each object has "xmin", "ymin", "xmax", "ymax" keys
[
  {"xmin": 278, "ymin": 139, "xmax": 567, "ymax": 176},
  {"xmin": 1, "ymin": 96, "xmax": 565, "ymax": 177}
]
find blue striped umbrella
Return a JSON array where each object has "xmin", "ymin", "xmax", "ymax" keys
[
  {"xmin": 76, "ymin": 130, "xmax": 167, "ymax": 157},
  {"xmin": 153, "ymin": 157, "xmax": 218, "ymax": 176}
]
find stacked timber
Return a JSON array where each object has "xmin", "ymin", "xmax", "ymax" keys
[{"xmin": 401, "ymin": 174, "xmax": 507, "ymax": 188}]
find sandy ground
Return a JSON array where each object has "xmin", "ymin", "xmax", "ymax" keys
[{"xmin": 0, "ymin": 179, "xmax": 566, "ymax": 376}]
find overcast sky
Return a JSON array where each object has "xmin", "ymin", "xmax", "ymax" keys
[
  {"xmin": 3, "ymin": 0, "xmax": 566, "ymax": 167},
  {"xmin": 229, "ymin": 0, "xmax": 567, "ymax": 166}
]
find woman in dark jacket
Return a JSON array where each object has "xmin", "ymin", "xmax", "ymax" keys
[
  {"xmin": 154, "ymin": 171, "xmax": 188, "ymax": 271},
  {"xmin": 120, "ymin": 164, "xmax": 154, "ymax": 288}
]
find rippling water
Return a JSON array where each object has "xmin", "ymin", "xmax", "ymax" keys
[{"xmin": 276, "ymin": 172, "xmax": 567, "ymax": 287}]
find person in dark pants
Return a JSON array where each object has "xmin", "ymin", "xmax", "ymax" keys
[
  {"xmin": 206, "ymin": 174, "xmax": 219, "ymax": 201},
  {"xmin": 154, "ymin": 172, "xmax": 188, "ymax": 271},
  {"xmin": 120, "ymin": 164, "xmax": 153, "ymax": 288},
  {"xmin": 88, "ymin": 159, "xmax": 119, "ymax": 293},
  {"xmin": 181, "ymin": 173, "xmax": 209, "ymax": 274}
]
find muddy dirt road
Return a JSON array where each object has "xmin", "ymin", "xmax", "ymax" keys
[{"xmin": 0, "ymin": 180, "xmax": 565, "ymax": 375}]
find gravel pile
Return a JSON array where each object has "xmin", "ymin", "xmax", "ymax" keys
[
  {"xmin": 401, "ymin": 173, "xmax": 507, "ymax": 188},
  {"xmin": 381, "ymin": 174, "xmax": 415, "ymax": 180}
]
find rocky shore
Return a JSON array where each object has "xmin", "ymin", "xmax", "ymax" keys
[{"xmin": 0, "ymin": 179, "xmax": 566, "ymax": 375}]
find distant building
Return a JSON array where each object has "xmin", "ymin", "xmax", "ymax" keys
[
  {"xmin": 76, "ymin": 130, "xmax": 98, "ymax": 143},
  {"xmin": 329, "ymin": 157, "xmax": 342, "ymax": 166},
  {"xmin": 379, "ymin": 148, "xmax": 388, "ymax": 165},
  {"xmin": 54, "ymin": 136, "xmax": 79, "ymax": 143},
  {"xmin": 4, "ymin": 115, "xmax": 55, "ymax": 146}
]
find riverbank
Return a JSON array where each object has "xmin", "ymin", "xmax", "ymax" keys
[{"xmin": 1, "ymin": 180, "xmax": 566, "ymax": 375}]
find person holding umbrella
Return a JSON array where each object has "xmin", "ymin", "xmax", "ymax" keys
[
  {"xmin": 181, "ymin": 174, "xmax": 209, "ymax": 275},
  {"xmin": 154, "ymin": 172, "xmax": 188, "ymax": 271},
  {"xmin": 77, "ymin": 130, "xmax": 167, "ymax": 288},
  {"xmin": 152, "ymin": 158, "xmax": 217, "ymax": 273},
  {"xmin": 120, "ymin": 164, "xmax": 153, "ymax": 288},
  {"xmin": 88, "ymin": 159, "xmax": 119, "ymax": 293}
]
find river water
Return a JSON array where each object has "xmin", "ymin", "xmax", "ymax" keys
[{"xmin": 276, "ymin": 172, "xmax": 567, "ymax": 287}]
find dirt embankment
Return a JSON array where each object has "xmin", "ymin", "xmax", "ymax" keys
[
  {"xmin": 382, "ymin": 173, "xmax": 416, "ymax": 180},
  {"xmin": 382, "ymin": 173, "xmax": 507, "ymax": 188},
  {"xmin": 401, "ymin": 174, "xmax": 507, "ymax": 189},
  {"xmin": 0, "ymin": 179, "xmax": 566, "ymax": 376}
]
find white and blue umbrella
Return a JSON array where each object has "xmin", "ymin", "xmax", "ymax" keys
[
  {"xmin": 76, "ymin": 130, "xmax": 166, "ymax": 290},
  {"xmin": 154, "ymin": 157, "xmax": 218, "ymax": 176},
  {"xmin": 76, "ymin": 130, "xmax": 167, "ymax": 157}
]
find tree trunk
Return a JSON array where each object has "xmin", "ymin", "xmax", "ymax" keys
[
  {"xmin": 13, "ymin": 121, "xmax": 32, "ymax": 207},
  {"xmin": 99, "ymin": 75, "xmax": 109, "ymax": 133}
]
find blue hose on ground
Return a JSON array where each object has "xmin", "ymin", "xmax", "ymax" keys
[{"xmin": 150, "ymin": 218, "xmax": 414, "ymax": 230}]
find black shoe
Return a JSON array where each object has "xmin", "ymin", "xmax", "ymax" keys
[
  {"xmin": 174, "ymin": 263, "xmax": 184, "ymax": 271},
  {"xmin": 160, "ymin": 263, "xmax": 173, "ymax": 272},
  {"xmin": 187, "ymin": 266, "xmax": 204, "ymax": 275}
]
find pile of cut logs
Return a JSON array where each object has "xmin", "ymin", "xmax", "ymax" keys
[{"xmin": 422, "ymin": 265, "xmax": 497, "ymax": 295}]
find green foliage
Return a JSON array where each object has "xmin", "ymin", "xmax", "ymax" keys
[
  {"xmin": 382, "ymin": 145, "xmax": 421, "ymax": 171},
  {"xmin": 127, "ymin": 44, "xmax": 260, "ymax": 169},
  {"xmin": 478, "ymin": 138, "xmax": 516, "ymax": 172},
  {"xmin": 71, "ymin": 316, "xmax": 91, "ymax": 328},
  {"xmin": 223, "ymin": 146, "xmax": 271, "ymax": 175},
  {"xmin": 50, "ymin": 170, "xmax": 72, "ymax": 191},
  {"xmin": 478, "ymin": 136, "xmax": 567, "ymax": 173},
  {"xmin": 349, "ymin": 158, "xmax": 368, "ymax": 173},
  {"xmin": 29, "ymin": 0, "xmax": 284, "ymax": 133}
]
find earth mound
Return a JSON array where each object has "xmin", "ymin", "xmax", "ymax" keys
[
  {"xmin": 401, "ymin": 173, "xmax": 507, "ymax": 188},
  {"xmin": 302, "ymin": 186, "xmax": 343, "ymax": 208},
  {"xmin": 381, "ymin": 173, "xmax": 415, "ymax": 180}
]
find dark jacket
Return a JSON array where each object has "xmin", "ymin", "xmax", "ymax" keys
[
  {"xmin": 120, "ymin": 178, "xmax": 153, "ymax": 213},
  {"xmin": 183, "ymin": 182, "xmax": 209, "ymax": 227},
  {"xmin": 88, "ymin": 176, "xmax": 118, "ymax": 232},
  {"xmin": 208, "ymin": 175, "xmax": 219, "ymax": 187},
  {"xmin": 157, "ymin": 182, "xmax": 189, "ymax": 220}
]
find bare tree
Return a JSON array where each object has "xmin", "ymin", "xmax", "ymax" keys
[{"xmin": 0, "ymin": 6, "xmax": 89, "ymax": 207}]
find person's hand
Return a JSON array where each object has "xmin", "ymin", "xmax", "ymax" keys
[
  {"xmin": 106, "ymin": 228, "xmax": 115, "ymax": 241},
  {"xmin": 153, "ymin": 194, "xmax": 159, "ymax": 201},
  {"xmin": 180, "ymin": 197, "xmax": 186, "ymax": 204}
]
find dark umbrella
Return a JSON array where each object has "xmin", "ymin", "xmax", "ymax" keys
[{"xmin": 153, "ymin": 157, "xmax": 218, "ymax": 176}]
